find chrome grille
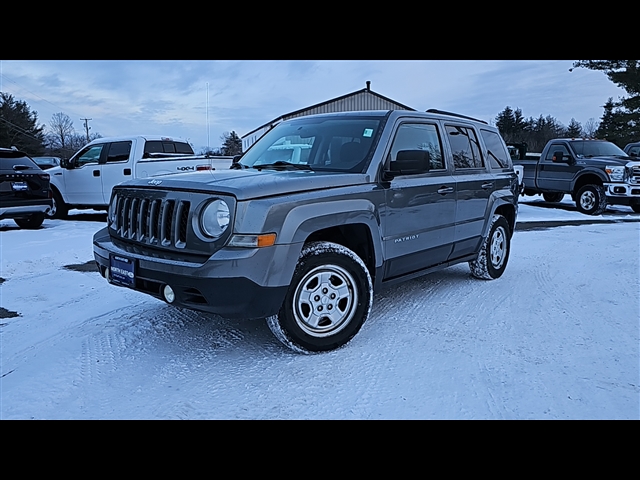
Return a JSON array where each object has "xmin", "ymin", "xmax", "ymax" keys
[
  {"xmin": 631, "ymin": 165, "xmax": 640, "ymax": 184},
  {"xmin": 111, "ymin": 193, "xmax": 191, "ymax": 249}
]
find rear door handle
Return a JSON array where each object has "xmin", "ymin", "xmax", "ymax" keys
[
  {"xmin": 437, "ymin": 186, "xmax": 455, "ymax": 195},
  {"xmin": 124, "ymin": 168, "xmax": 131, "ymax": 175},
  {"xmin": 93, "ymin": 170, "xmax": 100, "ymax": 177},
  {"xmin": 482, "ymin": 182, "xmax": 494, "ymax": 189}
]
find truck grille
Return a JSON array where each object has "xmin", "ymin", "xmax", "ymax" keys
[
  {"xmin": 112, "ymin": 194, "xmax": 190, "ymax": 249},
  {"xmin": 631, "ymin": 165, "xmax": 640, "ymax": 184}
]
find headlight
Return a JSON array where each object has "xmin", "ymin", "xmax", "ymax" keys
[
  {"xmin": 200, "ymin": 199, "xmax": 230, "ymax": 238},
  {"xmin": 605, "ymin": 165, "xmax": 625, "ymax": 182}
]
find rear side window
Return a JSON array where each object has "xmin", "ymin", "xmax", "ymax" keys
[
  {"xmin": 144, "ymin": 141, "xmax": 194, "ymax": 157},
  {"xmin": 446, "ymin": 125, "xmax": 484, "ymax": 169},
  {"xmin": 480, "ymin": 129, "xmax": 512, "ymax": 169},
  {"xmin": 106, "ymin": 141, "xmax": 132, "ymax": 163}
]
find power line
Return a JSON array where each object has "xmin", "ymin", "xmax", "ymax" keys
[{"xmin": 0, "ymin": 72, "xmax": 89, "ymax": 123}]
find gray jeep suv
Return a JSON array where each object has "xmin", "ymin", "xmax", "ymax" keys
[{"xmin": 93, "ymin": 110, "xmax": 519, "ymax": 353}]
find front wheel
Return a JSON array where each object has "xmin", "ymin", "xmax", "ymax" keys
[
  {"xmin": 575, "ymin": 184, "xmax": 606, "ymax": 215},
  {"xmin": 266, "ymin": 241, "xmax": 373, "ymax": 354},
  {"xmin": 47, "ymin": 188, "xmax": 69, "ymax": 219},
  {"xmin": 469, "ymin": 214, "xmax": 511, "ymax": 280}
]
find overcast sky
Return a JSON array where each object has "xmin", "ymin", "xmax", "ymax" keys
[{"xmin": 0, "ymin": 60, "xmax": 625, "ymax": 153}]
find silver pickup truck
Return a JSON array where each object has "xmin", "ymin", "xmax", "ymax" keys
[{"xmin": 93, "ymin": 109, "xmax": 520, "ymax": 353}]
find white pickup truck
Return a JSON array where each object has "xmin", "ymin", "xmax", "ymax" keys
[{"xmin": 46, "ymin": 135, "xmax": 234, "ymax": 218}]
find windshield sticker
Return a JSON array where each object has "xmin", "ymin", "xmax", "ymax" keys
[{"xmin": 363, "ymin": 128, "xmax": 374, "ymax": 138}]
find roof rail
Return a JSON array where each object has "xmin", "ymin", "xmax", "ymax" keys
[{"xmin": 425, "ymin": 109, "xmax": 488, "ymax": 125}]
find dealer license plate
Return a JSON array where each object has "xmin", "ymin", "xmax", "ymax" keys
[{"xmin": 109, "ymin": 254, "xmax": 136, "ymax": 287}]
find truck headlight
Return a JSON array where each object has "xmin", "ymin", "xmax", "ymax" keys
[
  {"xmin": 605, "ymin": 165, "xmax": 625, "ymax": 182},
  {"xmin": 200, "ymin": 199, "xmax": 230, "ymax": 238}
]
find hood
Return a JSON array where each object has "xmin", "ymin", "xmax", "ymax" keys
[
  {"xmin": 118, "ymin": 168, "xmax": 372, "ymax": 200},
  {"xmin": 578, "ymin": 155, "xmax": 631, "ymax": 167}
]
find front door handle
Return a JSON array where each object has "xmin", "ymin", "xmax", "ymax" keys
[
  {"xmin": 437, "ymin": 186, "xmax": 454, "ymax": 195},
  {"xmin": 482, "ymin": 182, "xmax": 494, "ymax": 189}
]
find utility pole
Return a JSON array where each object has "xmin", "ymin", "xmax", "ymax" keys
[{"xmin": 81, "ymin": 118, "xmax": 92, "ymax": 143}]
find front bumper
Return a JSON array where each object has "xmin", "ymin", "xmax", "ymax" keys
[
  {"xmin": 92, "ymin": 227, "xmax": 297, "ymax": 319},
  {"xmin": 604, "ymin": 183, "xmax": 640, "ymax": 206}
]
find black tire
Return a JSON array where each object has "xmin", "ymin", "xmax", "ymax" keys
[
  {"xmin": 575, "ymin": 184, "xmax": 606, "ymax": 215},
  {"xmin": 469, "ymin": 214, "xmax": 511, "ymax": 280},
  {"xmin": 14, "ymin": 213, "xmax": 45, "ymax": 229},
  {"xmin": 48, "ymin": 188, "xmax": 69, "ymax": 219},
  {"xmin": 631, "ymin": 205, "xmax": 640, "ymax": 214},
  {"xmin": 543, "ymin": 192, "xmax": 564, "ymax": 203},
  {"xmin": 266, "ymin": 241, "xmax": 373, "ymax": 354}
]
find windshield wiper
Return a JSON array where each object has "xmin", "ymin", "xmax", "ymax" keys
[{"xmin": 252, "ymin": 161, "xmax": 313, "ymax": 171}]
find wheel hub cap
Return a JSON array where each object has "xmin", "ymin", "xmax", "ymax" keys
[{"xmin": 293, "ymin": 265, "xmax": 357, "ymax": 337}]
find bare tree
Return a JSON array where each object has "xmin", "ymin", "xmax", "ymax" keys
[
  {"xmin": 49, "ymin": 112, "xmax": 74, "ymax": 149},
  {"xmin": 583, "ymin": 118, "xmax": 600, "ymax": 138}
]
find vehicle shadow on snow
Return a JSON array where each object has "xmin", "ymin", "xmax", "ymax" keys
[{"xmin": 520, "ymin": 199, "xmax": 636, "ymax": 216}]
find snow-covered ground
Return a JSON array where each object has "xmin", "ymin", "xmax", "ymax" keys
[{"xmin": 1, "ymin": 196, "xmax": 638, "ymax": 419}]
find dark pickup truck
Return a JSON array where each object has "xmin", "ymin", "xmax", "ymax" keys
[{"xmin": 516, "ymin": 139, "xmax": 640, "ymax": 215}]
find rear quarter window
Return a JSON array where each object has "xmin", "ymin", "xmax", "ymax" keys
[{"xmin": 480, "ymin": 129, "xmax": 512, "ymax": 169}]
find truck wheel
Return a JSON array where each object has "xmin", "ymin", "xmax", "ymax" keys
[
  {"xmin": 14, "ymin": 213, "xmax": 45, "ymax": 229},
  {"xmin": 48, "ymin": 188, "xmax": 69, "ymax": 219},
  {"xmin": 543, "ymin": 192, "xmax": 564, "ymax": 203},
  {"xmin": 266, "ymin": 241, "xmax": 373, "ymax": 354},
  {"xmin": 469, "ymin": 214, "xmax": 511, "ymax": 280},
  {"xmin": 575, "ymin": 184, "xmax": 606, "ymax": 215}
]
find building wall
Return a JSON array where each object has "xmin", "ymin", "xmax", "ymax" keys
[{"xmin": 242, "ymin": 91, "xmax": 413, "ymax": 151}]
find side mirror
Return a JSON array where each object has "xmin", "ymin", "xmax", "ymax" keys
[
  {"xmin": 232, "ymin": 154, "xmax": 242, "ymax": 164},
  {"xmin": 389, "ymin": 150, "xmax": 431, "ymax": 176},
  {"xmin": 551, "ymin": 151, "xmax": 564, "ymax": 163},
  {"xmin": 60, "ymin": 158, "xmax": 72, "ymax": 169}
]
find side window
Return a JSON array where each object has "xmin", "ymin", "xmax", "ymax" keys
[
  {"xmin": 480, "ymin": 129, "xmax": 512, "ymax": 169},
  {"xmin": 175, "ymin": 142, "xmax": 194, "ymax": 154},
  {"xmin": 388, "ymin": 123, "xmax": 445, "ymax": 171},
  {"xmin": 628, "ymin": 146, "xmax": 640, "ymax": 157},
  {"xmin": 75, "ymin": 145, "xmax": 104, "ymax": 167},
  {"xmin": 106, "ymin": 141, "xmax": 132, "ymax": 163},
  {"xmin": 544, "ymin": 144, "xmax": 571, "ymax": 161},
  {"xmin": 446, "ymin": 125, "xmax": 484, "ymax": 169}
]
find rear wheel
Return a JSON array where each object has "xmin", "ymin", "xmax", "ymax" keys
[
  {"xmin": 543, "ymin": 192, "xmax": 564, "ymax": 203},
  {"xmin": 469, "ymin": 214, "xmax": 511, "ymax": 280},
  {"xmin": 14, "ymin": 213, "xmax": 45, "ymax": 229}
]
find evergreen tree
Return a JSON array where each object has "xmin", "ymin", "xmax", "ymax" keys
[
  {"xmin": 0, "ymin": 92, "xmax": 46, "ymax": 155},
  {"xmin": 566, "ymin": 118, "xmax": 582, "ymax": 138},
  {"xmin": 220, "ymin": 131, "xmax": 243, "ymax": 156},
  {"xmin": 572, "ymin": 60, "xmax": 639, "ymax": 146}
]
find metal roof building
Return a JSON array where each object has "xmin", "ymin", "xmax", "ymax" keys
[{"xmin": 241, "ymin": 81, "xmax": 415, "ymax": 151}]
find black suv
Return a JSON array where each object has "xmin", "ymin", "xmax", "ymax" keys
[{"xmin": 0, "ymin": 148, "xmax": 53, "ymax": 229}]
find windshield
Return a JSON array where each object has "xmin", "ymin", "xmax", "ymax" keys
[
  {"xmin": 569, "ymin": 141, "xmax": 627, "ymax": 158},
  {"xmin": 239, "ymin": 115, "xmax": 385, "ymax": 173}
]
